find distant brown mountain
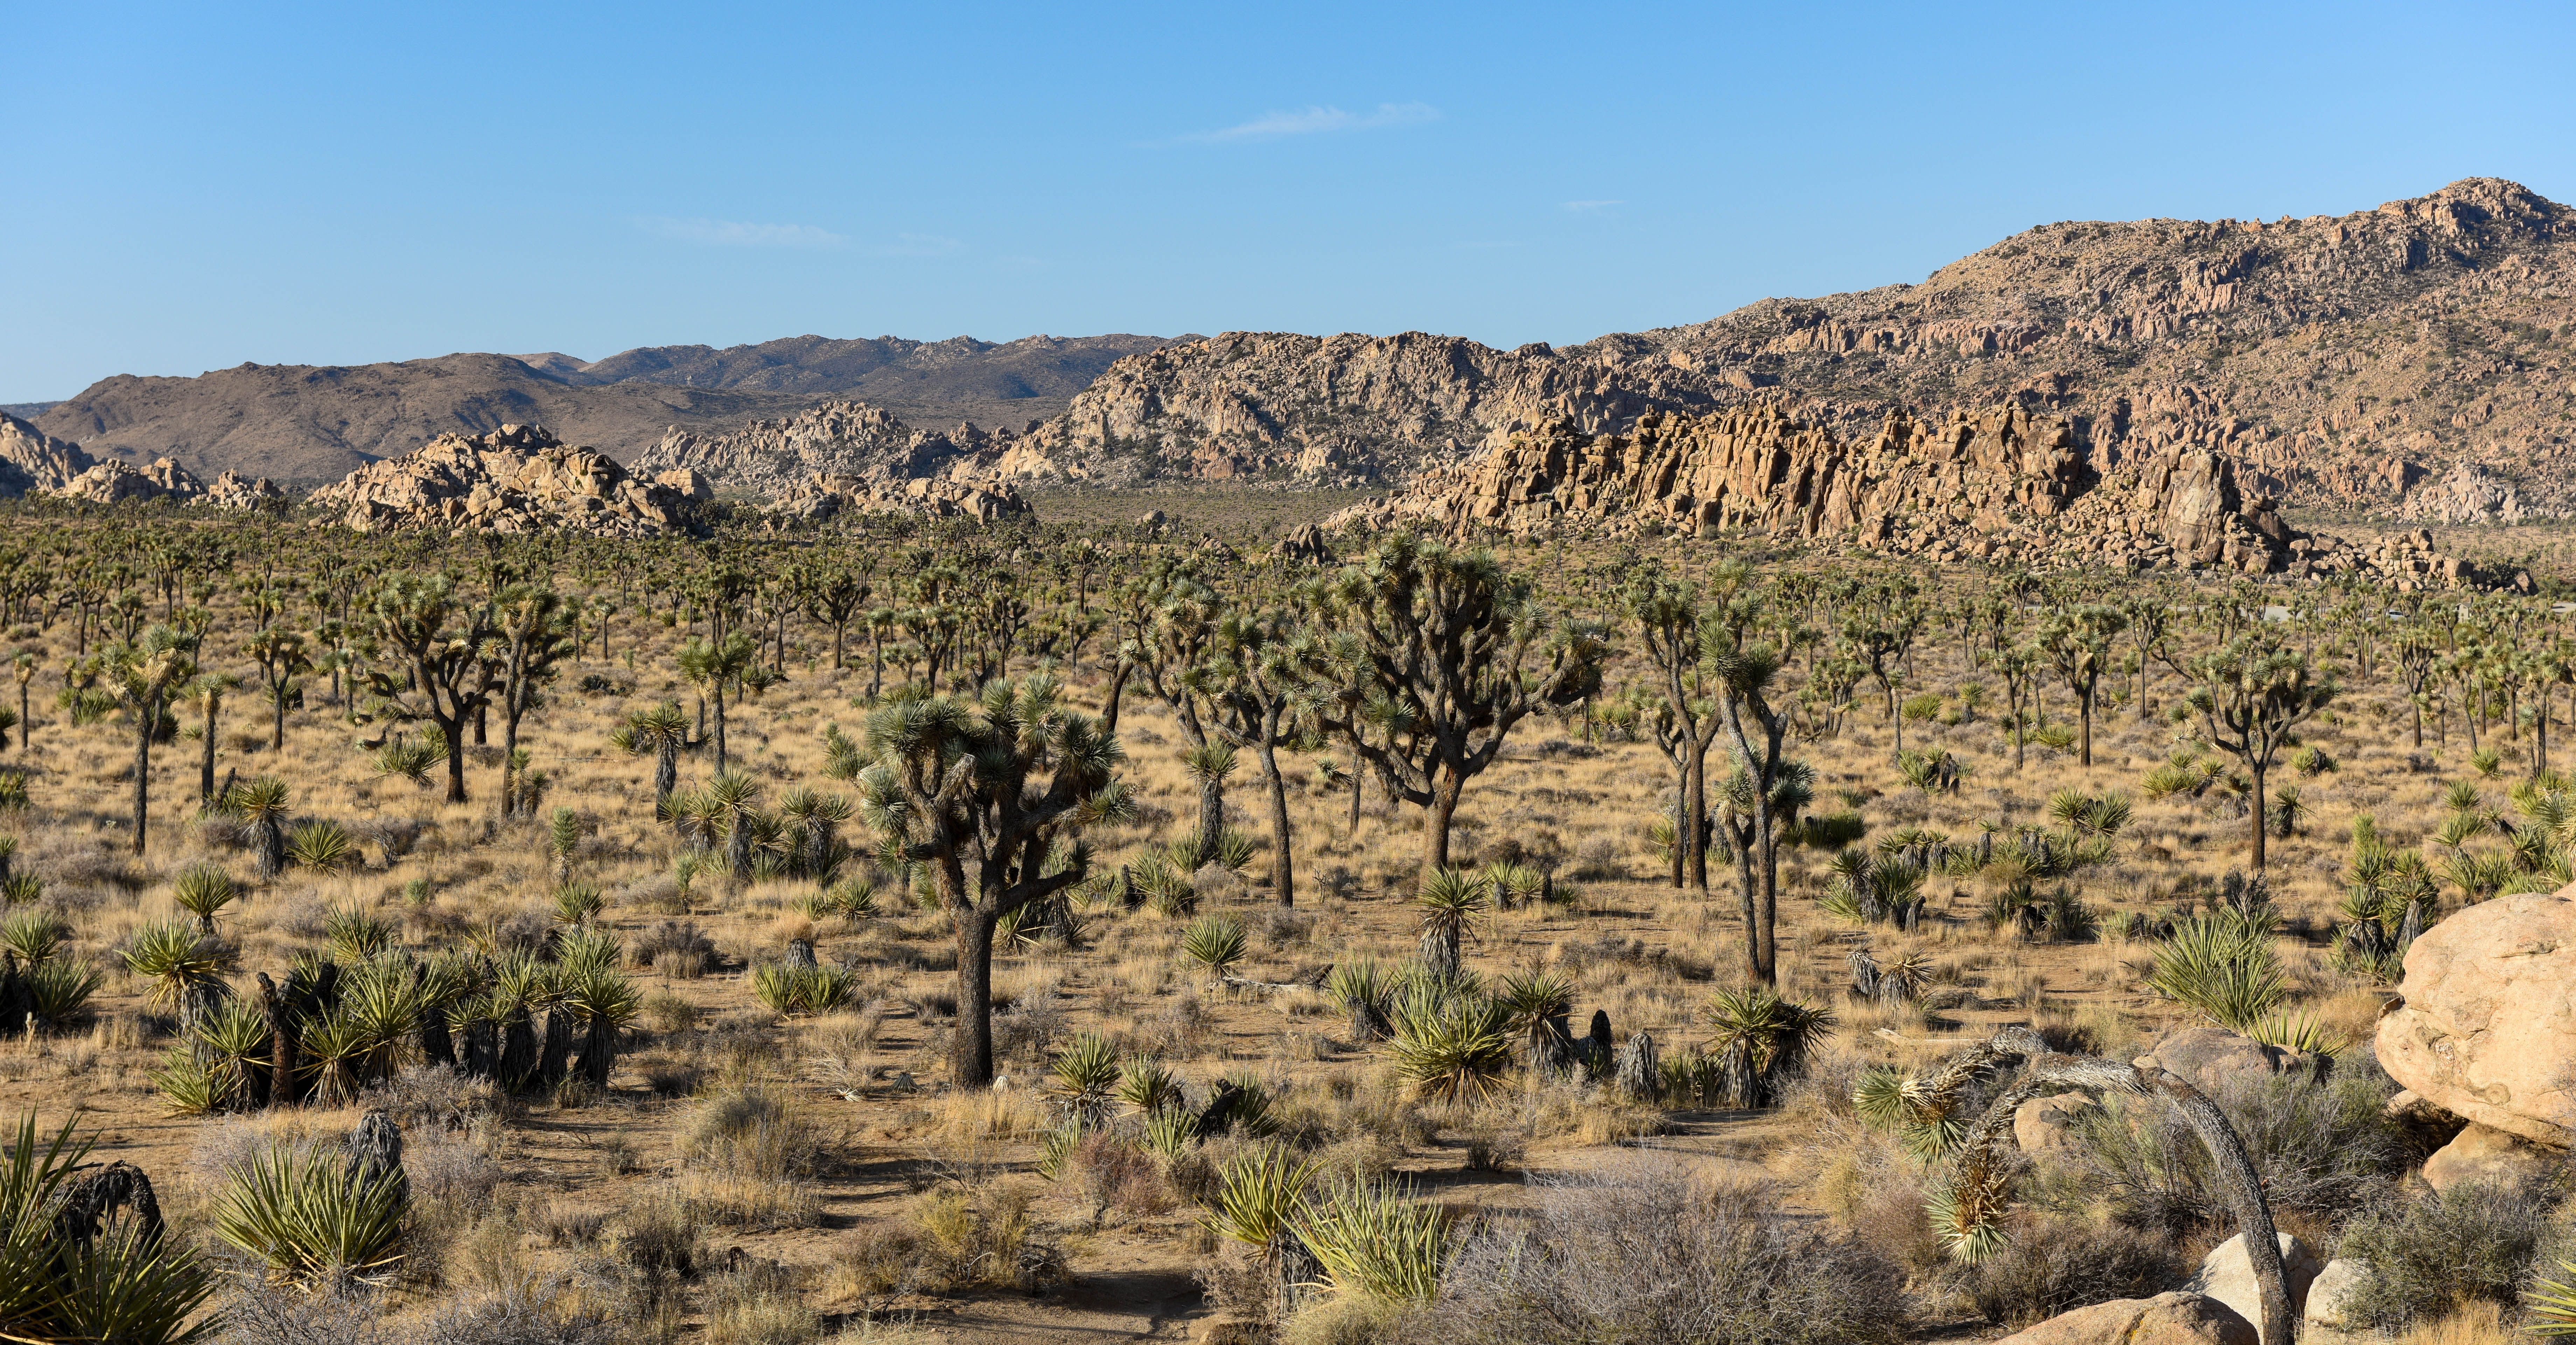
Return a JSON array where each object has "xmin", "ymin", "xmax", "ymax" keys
[
  {"xmin": 1003, "ymin": 178, "xmax": 2576, "ymax": 518},
  {"xmin": 33, "ymin": 333, "xmax": 1186, "ymax": 487}
]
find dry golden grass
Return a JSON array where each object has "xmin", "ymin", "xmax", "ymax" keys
[{"xmin": 2, "ymin": 511, "xmax": 2556, "ymax": 1341}]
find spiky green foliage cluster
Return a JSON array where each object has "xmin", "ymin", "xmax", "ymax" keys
[
  {"xmin": 1181, "ymin": 913, "xmax": 1248, "ymax": 980},
  {"xmin": 0, "ymin": 1115, "xmax": 217, "ymax": 1345},
  {"xmin": 1048, "ymin": 1032, "xmax": 1122, "ymax": 1128},
  {"xmin": 1296, "ymin": 1177, "xmax": 1448, "ymax": 1304},
  {"xmin": 1386, "ymin": 980, "xmax": 1513, "ymax": 1103},
  {"xmin": 210, "ymin": 1142, "xmax": 409, "ymax": 1285},
  {"xmin": 2148, "ymin": 909, "xmax": 2284, "ymax": 1033},
  {"xmin": 750, "ymin": 961, "xmax": 861, "ymax": 1016},
  {"xmin": 1703, "ymin": 985, "xmax": 1832, "ymax": 1108}
]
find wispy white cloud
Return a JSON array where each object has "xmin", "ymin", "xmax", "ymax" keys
[
  {"xmin": 1189, "ymin": 101, "xmax": 1439, "ymax": 143},
  {"xmin": 638, "ymin": 217, "xmax": 846, "ymax": 248},
  {"xmin": 1561, "ymin": 199, "xmax": 1623, "ymax": 212}
]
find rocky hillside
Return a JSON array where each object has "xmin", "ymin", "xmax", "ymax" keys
[
  {"xmin": 31, "ymin": 333, "xmax": 1182, "ymax": 488},
  {"xmin": 635, "ymin": 399, "xmax": 1030, "ymax": 499},
  {"xmin": 307, "ymin": 424, "xmax": 704, "ymax": 538},
  {"xmin": 0, "ymin": 412, "xmax": 98, "ymax": 496},
  {"xmin": 1335, "ymin": 404, "xmax": 2508, "ymax": 590},
  {"xmin": 1006, "ymin": 179, "xmax": 2576, "ymax": 518}
]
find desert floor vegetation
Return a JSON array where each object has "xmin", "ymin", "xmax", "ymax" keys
[{"xmin": 2, "ymin": 496, "xmax": 2574, "ymax": 1343}]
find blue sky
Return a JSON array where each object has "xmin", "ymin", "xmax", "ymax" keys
[{"xmin": 6, "ymin": 1, "xmax": 2573, "ymax": 401}]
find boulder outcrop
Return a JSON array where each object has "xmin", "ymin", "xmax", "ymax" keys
[
  {"xmin": 200, "ymin": 470, "xmax": 287, "ymax": 511},
  {"xmin": 2420, "ymin": 1121, "xmax": 2560, "ymax": 1192},
  {"xmin": 50, "ymin": 457, "xmax": 205, "ymax": 504},
  {"xmin": 2375, "ymin": 885, "xmax": 2576, "ymax": 1148},
  {"xmin": 1328, "ymin": 404, "xmax": 2491, "ymax": 586},
  {"xmin": 0, "ymin": 412, "xmax": 96, "ymax": 497},
  {"xmin": 1991, "ymin": 1292, "xmax": 2255, "ymax": 1345},
  {"xmin": 307, "ymin": 423, "xmax": 695, "ymax": 537},
  {"xmin": 2186, "ymin": 1232, "xmax": 2324, "ymax": 1330},
  {"xmin": 767, "ymin": 473, "xmax": 1029, "ymax": 526}
]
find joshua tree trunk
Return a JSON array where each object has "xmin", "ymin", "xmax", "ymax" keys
[
  {"xmin": 1420, "ymin": 770, "xmax": 1464, "ymax": 878},
  {"xmin": 1258, "ymin": 739, "xmax": 1293, "ymax": 906},
  {"xmin": 576, "ymin": 1014, "xmax": 617, "ymax": 1086},
  {"xmin": 712, "ymin": 685, "xmax": 729, "ymax": 776},
  {"xmin": 132, "ymin": 708, "xmax": 155, "ymax": 855},
  {"xmin": 952, "ymin": 910, "xmax": 1000, "ymax": 1085},
  {"xmin": 256, "ymin": 973, "xmax": 298, "ymax": 1109}
]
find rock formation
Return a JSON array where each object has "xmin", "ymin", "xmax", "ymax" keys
[
  {"xmin": 307, "ymin": 424, "xmax": 697, "ymax": 537},
  {"xmin": 50, "ymin": 457, "xmax": 205, "ymax": 505},
  {"xmin": 201, "ymin": 470, "xmax": 287, "ymax": 511},
  {"xmin": 2376, "ymin": 884, "xmax": 2576, "ymax": 1148},
  {"xmin": 1990, "ymin": 1292, "xmax": 2255, "ymax": 1345},
  {"xmin": 766, "ymin": 473, "xmax": 1029, "ymax": 526},
  {"xmin": 635, "ymin": 399, "xmax": 1026, "ymax": 499},
  {"xmin": 992, "ymin": 180, "xmax": 2576, "ymax": 516},
  {"xmin": 1329, "ymin": 403, "xmax": 2498, "ymax": 587},
  {"xmin": 0, "ymin": 412, "xmax": 98, "ymax": 496}
]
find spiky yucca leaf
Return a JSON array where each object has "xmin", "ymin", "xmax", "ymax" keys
[
  {"xmin": 1200, "ymin": 1143, "xmax": 1315, "ymax": 1257},
  {"xmin": 1181, "ymin": 913, "xmax": 1248, "ymax": 979},
  {"xmin": 1386, "ymin": 991, "xmax": 1512, "ymax": 1103},
  {"xmin": 211, "ymin": 1142, "xmax": 409, "ymax": 1284},
  {"xmin": 1296, "ymin": 1178, "xmax": 1447, "ymax": 1304},
  {"xmin": 1048, "ymin": 1032, "xmax": 1121, "ymax": 1126},
  {"xmin": 1119, "ymin": 1057, "xmax": 1185, "ymax": 1115}
]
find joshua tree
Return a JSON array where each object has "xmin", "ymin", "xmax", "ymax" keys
[
  {"xmin": 1835, "ymin": 578, "xmax": 1928, "ymax": 759},
  {"xmin": 806, "ymin": 562, "xmax": 869, "ymax": 671},
  {"xmin": 678, "ymin": 631, "xmax": 759, "ymax": 776},
  {"xmin": 1310, "ymin": 534, "xmax": 1607, "ymax": 880},
  {"xmin": 98, "ymin": 625, "xmax": 200, "ymax": 855},
  {"xmin": 233, "ymin": 777, "xmax": 292, "ymax": 878},
  {"xmin": 1705, "ymin": 569, "xmax": 1809, "ymax": 984},
  {"xmin": 1628, "ymin": 572, "xmax": 1726, "ymax": 892},
  {"xmin": 2038, "ymin": 602, "xmax": 2128, "ymax": 768},
  {"xmin": 358, "ymin": 574, "xmax": 496, "ymax": 803},
  {"xmin": 614, "ymin": 701, "xmax": 692, "ymax": 813},
  {"xmin": 2186, "ymin": 636, "xmax": 2337, "ymax": 872},
  {"xmin": 182, "ymin": 671, "xmax": 243, "ymax": 806},
  {"xmin": 855, "ymin": 675, "xmax": 1126, "ymax": 1086},
  {"xmin": 241, "ymin": 627, "xmax": 310, "ymax": 751},
  {"xmin": 490, "ymin": 584, "xmax": 580, "ymax": 816}
]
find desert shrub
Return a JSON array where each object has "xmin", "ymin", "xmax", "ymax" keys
[
  {"xmin": 633, "ymin": 918, "xmax": 715, "ymax": 976},
  {"xmin": 219, "ymin": 1282, "xmax": 391, "ymax": 1345},
  {"xmin": 1066, "ymin": 1132, "xmax": 1170, "ymax": 1226},
  {"xmin": 640, "ymin": 990, "xmax": 699, "ymax": 1034},
  {"xmin": 422, "ymin": 1273, "xmax": 622, "ymax": 1345},
  {"xmin": 1281, "ymin": 1297, "xmax": 1424, "ymax": 1345},
  {"xmin": 676, "ymin": 1085, "xmax": 833, "ymax": 1181},
  {"xmin": 702, "ymin": 1263, "xmax": 823, "ymax": 1345},
  {"xmin": 2040, "ymin": 1067, "xmax": 2409, "ymax": 1240},
  {"xmin": 406, "ymin": 1129, "xmax": 503, "ymax": 1216},
  {"xmin": 1965, "ymin": 1213, "xmax": 2187, "ymax": 1326},
  {"xmin": 2337, "ymin": 1180, "xmax": 2566, "ymax": 1330},
  {"xmin": 1431, "ymin": 1160, "xmax": 1905, "ymax": 1345},
  {"xmin": 615, "ymin": 1185, "xmax": 705, "ymax": 1285},
  {"xmin": 376, "ymin": 1064, "xmax": 505, "ymax": 1135}
]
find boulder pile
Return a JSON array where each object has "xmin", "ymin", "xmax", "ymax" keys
[
  {"xmin": 2376, "ymin": 885, "xmax": 2576, "ymax": 1150},
  {"xmin": 201, "ymin": 470, "xmax": 287, "ymax": 511},
  {"xmin": 51, "ymin": 457, "xmax": 204, "ymax": 505},
  {"xmin": 1332, "ymin": 402, "xmax": 2504, "ymax": 588},
  {"xmin": 307, "ymin": 424, "xmax": 697, "ymax": 537},
  {"xmin": 768, "ymin": 472, "xmax": 1029, "ymax": 526},
  {"xmin": 0, "ymin": 412, "xmax": 96, "ymax": 496}
]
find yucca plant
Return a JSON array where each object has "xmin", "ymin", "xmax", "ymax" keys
[
  {"xmin": 1493, "ymin": 968, "xmax": 1573, "ymax": 1063},
  {"xmin": 1386, "ymin": 988, "xmax": 1513, "ymax": 1103},
  {"xmin": 211, "ymin": 1141, "xmax": 409, "ymax": 1285},
  {"xmin": 2147, "ymin": 911, "xmax": 2283, "ymax": 1032},
  {"xmin": 178, "ymin": 995, "xmax": 273, "ymax": 1112},
  {"xmin": 1413, "ymin": 867, "xmax": 1488, "ymax": 973},
  {"xmin": 1704, "ymin": 985, "xmax": 1832, "ymax": 1108},
  {"xmin": 2248, "ymin": 1008, "xmax": 2344, "ymax": 1058},
  {"xmin": 1119, "ymin": 1056, "xmax": 1186, "ymax": 1115},
  {"xmin": 2532, "ymin": 1260, "xmax": 2576, "ymax": 1336},
  {"xmin": 0, "ymin": 907, "xmax": 66, "ymax": 964},
  {"xmin": 1296, "ymin": 1177, "xmax": 1447, "ymax": 1305},
  {"xmin": 168, "ymin": 862, "xmax": 239, "ymax": 934},
  {"xmin": 1129, "ymin": 850, "xmax": 1196, "ymax": 917},
  {"xmin": 287, "ymin": 820, "xmax": 357, "ymax": 876},
  {"xmin": 547, "ymin": 806, "xmax": 582, "ymax": 876},
  {"xmin": 556, "ymin": 959, "xmax": 640, "ymax": 1086},
  {"xmin": 2472, "ymin": 746, "xmax": 2503, "ymax": 778},
  {"xmin": 0, "ymin": 772, "xmax": 30, "ymax": 810},
  {"xmin": 0, "ymin": 872, "xmax": 42, "ymax": 906},
  {"xmin": 150, "ymin": 1049, "xmax": 228, "ymax": 1118},
  {"xmin": 1182, "ymin": 913, "xmax": 1248, "ymax": 982},
  {"xmin": 1201, "ymin": 1143, "xmax": 1316, "ymax": 1261},
  {"xmin": 551, "ymin": 882, "xmax": 604, "ymax": 926},
  {"xmin": 323, "ymin": 902, "xmax": 394, "ymax": 962},
  {"xmin": 0, "ymin": 1113, "xmax": 219, "ymax": 1344},
  {"xmin": 371, "ymin": 732, "xmax": 441, "ymax": 786},
  {"xmin": 230, "ymin": 775, "xmax": 293, "ymax": 877},
  {"xmin": 26, "ymin": 957, "xmax": 102, "ymax": 1029},
  {"xmin": 751, "ymin": 961, "xmax": 859, "ymax": 1016},
  {"xmin": 1325, "ymin": 957, "xmax": 1392, "ymax": 1043},
  {"xmin": 123, "ymin": 919, "xmax": 225, "ymax": 1016},
  {"xmin": 1144, "ymin": 1106, "xmax": 1201, "ymax": 1163},
  {"xmin": 298, "ymin": 1009, "xmax": 370, "ymax": 1106},
  {"xmin": 1048, "ymin": 1032, "xmax": 1122, "ymax": 1128},
  {"xmin": 336, "ymin": 964, "xmax": 424, "ymax": 1084},
  {"xmin": 1928, "ymin": 1146, "xmax": 2015, "ymax": 1264}
]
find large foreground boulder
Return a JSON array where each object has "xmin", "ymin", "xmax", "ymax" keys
[
  {"xmin": 2376, "ymin": 886, "xmax": 2576, "ymax": 1148},
  {"xmin": 2302, "ymin": 1259, "xmax": 2366, "ymax": 1331},
  {"xmin": 2137, "ymin": 1027, "xmax": 2317, "ymax": 1096},
  {"xmin": 1993, "ymin": 1291, "xmax": 2255, "ymax": 1345},
  {"xmin": 2421, "ymin": 1121, "xmax": 2561, "ymax": 1192},
  {"xmin": 2186, "ymin": 1232, "xmax": 2322, "ymax": 1329}
]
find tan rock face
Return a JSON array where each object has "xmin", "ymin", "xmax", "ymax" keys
[
  {"xmin": 307, "ymin": 423, "xmax": 694, "ymax": 538},
  {"xmin": 767, "ymin": 472, "xmax": 1029, "ymax": 526},
  {"xmin": 2186, "ymin": 1232, "xmax": 2323, "ymax": 1330},
  {"xmin": 638, "ymin": 399, "xmax": 1021, "ymax": 499},
  {"xmin": 50, "ymin": 457, "xmax": 205, "ymax": 504},
  {"xmin": 2013, "ymin": 1093, "xmax": 2097, "ymax": 1155},
  {"xmin": 0, "ymin": 412, "xmax": 97, "ymax": 497},
  {"xmin": 200, "ymin": 470, "xmax": 286, "ymax": 511},
  {"xmin": 1992, "ymin": 1292, "xmax": 2256, "ymax": 1345},
  {"xmin": 2376, "ymin": 885, "xmax": 2576, "ymax": 1148},
  {"xmin": 1329, "ymin": 401, "xmax": 2493, "ymax": 585},
  {"xmin": 2420, "ymin": 1121, "xmax": 2560, "ymax": 1191},
  {"xmin": 2140, "ymin": 1027, "xmax": 2317, "ymax": 1097}
]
